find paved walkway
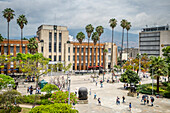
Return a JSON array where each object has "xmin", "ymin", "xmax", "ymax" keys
[{"xmin": 17, "ymin": 73, "xmax": 170, "ymax": 113}]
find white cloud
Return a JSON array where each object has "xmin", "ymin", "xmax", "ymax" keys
[{"xmin": 0, "ymin": 0, "xmax": 169, "ymax": 39}]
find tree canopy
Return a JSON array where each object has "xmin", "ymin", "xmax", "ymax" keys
[
  {"xmin": 76, "ymin": 32, "xmax": 85, "ymax": 44},
  {"xmin": 0, "ymin": 74, "xmax": 15, "ymax": 89},
  {"xmin": 41, "ymin": 84, "xmax": 59, "ymax": 94},
  {"xmin": 92, "ymin": 32, "xmax": 99, "ymax": 45},
  {"xmin": 85, "ymin": 24, "xmax": 94, "ymax": 38},
  {"xmin": 2, "ymin": 8, "xmax": 15, "ymax": 22}
]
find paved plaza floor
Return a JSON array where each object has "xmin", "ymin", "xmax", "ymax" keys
[{"xmin": 17, "ymin": 73, "xmax": 170, "ymax": 113}]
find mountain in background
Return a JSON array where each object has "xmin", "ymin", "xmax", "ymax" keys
[{"xmin": 68, "ymin": 28, "xmax": 139, "ymax": 48}]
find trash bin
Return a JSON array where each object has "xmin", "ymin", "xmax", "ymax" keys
[{"xmin": 39, "ymin": 79, "xmax": 48, "ymax": 89}]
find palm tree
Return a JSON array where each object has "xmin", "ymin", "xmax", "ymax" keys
[
  {"xmin": 150, "ymin": 56, "xmax": 168, "ymax": 93},
  {"xmin": 2, "ymin": 8, "xmax": 15, "ymax": 55},
  {"xmin": 17, "ymin": 14, "xmax": 28, "ymax": 53},
  {"xmin": 120, "ymin": 19, "xmax": 127, "ymax": 69},
  {"xmin": 76, "ymin": 32, "xmax": 85, "ymax": 44},
  {"xmin": 96, "ymin": 26, "xmax": 104, "ymax": 74},
  {"xmin": 0, "ymin": 34, "xmax": 4, "ymax": 43},
  {"xmin": 109, "ymin": 18, "xmax": 117, "ymax": 70},
  {"xmin": 85, "ymin": 24, "xmax": 94, "ymax": 70},
  {"xmin": 92, "ymin": 32, "xmax": 99, "ymax": 70},
  {"xmin": 125, "ymin": 21, "xmax": 131, "ymax": 61},
  {"xmin": 27, "ymin": 38, "xmax": 38, "ymax": 54}
]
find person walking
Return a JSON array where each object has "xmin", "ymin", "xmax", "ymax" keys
[
  {"xmin": 30, "ymin": 85, "xmax": 33, "ymax": 95},
  {"xmin": 137, "ymin": 92, "xmax": 139, "ymax": 98},
  {"xmin": 129, "ymin": 102, "xmax": 132, "ymax": 111},
  {"xmin": 96, "ymin": 81, "xmax": 97, "ymax": 86},
  {"xmin": 98, "ymin": 98, "xmax": 101, "ymax": 106},
  {"xmin": 144, "ymin": 97, "xmax": 146, "ymax": 105},
  {"xmin": 122, "ymin": 96, "xmax": 125, "ymax": 103},
  {"xmin": 89, "ymin": 88, "xmax": 91, "ymax": 95},
  {"xmin": 94, "ymin": 93, "xmax": 97, "ymax": 99},
  {"xmin": 150, "ymin": 97, "xmax": 154, "ymax": 106},
  {"xmin": 147, "ymin": 97, "xmax": 149, "ymax": 104},
  {"xmin": 101, "ymin": 83, "xmax": 103, "ymax": 88}
]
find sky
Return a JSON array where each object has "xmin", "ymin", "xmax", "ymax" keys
[{"xmin": 0, "ymin": 0, "xmax": 170, "ymax": 39}]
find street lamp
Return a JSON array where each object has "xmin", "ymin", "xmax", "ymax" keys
[{"xmin": 68, "ymin": 77, "xmax": 71, "ymax": 104}]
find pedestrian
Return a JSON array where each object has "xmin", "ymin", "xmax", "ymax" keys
[
  {"xmin": 124, "ymin": 84, "xmax": 126, "ymax": 89},
  {"xmin": 137, "ymin": 92, "xmax": 139, "ymax": 98},
  {"xmin": 27, "ymin": 87, "xmax": 29, "ymax": 93},
  {"xmin": 101, "ymin": 83, "xmax": 103, "ymax": 88},
  {"xmin": 89, "ymin": 88, "xmax": 91, "ymax": 95},
  {"xmin": 94, "ymin": 93, "xmax": 97, "ymax": 99},
  {"xmin": 122, "ymin": 96, "xmax": 125, "ymax": 103},
  {"xmin": 150, "ymin": 97, "xmax": 154, "ymax": 106},
  {"xmin": 30, "ymin": 85, "xmax": 33, "ymax": 95},
  {"xmin": 116, "ymin": 96, "xmax": 120, "ymax": 105},
  {"xmin": 147, "ymin": 97, "xmax": 149, "ymax": 104},
  {"xmin": 129, "ymin": 102, "xmax": 132, "ymax": 111},
  {"xmin": 98, "ymin": 98, "xmax": 101, "ymax": 106},
  {"xmin": 144, "ymin": 97, "xmax": 146, "ymax": 105}
]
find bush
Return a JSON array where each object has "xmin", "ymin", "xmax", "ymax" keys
[
  {"xmin": 29, "ymin": 103, "xmax": 78, "ymax": 113},
  {"xmin": 40, "ymin": 93, "xmax": 52, "ymax": 99},
  {"xmin": 0, "ymin": 106, "xmax": 22, "ymax": 113},
  {"xmin": 49, "ymin": 91, "xmax": 78, "ymax": 104},
  {"xmin": 41, "ymin": 84, "xmax": 59, "ymax": 94},
  {"xmin": 162, "ymin": 82, "xmax": 168, "ymax": 86},
  {"xmin": 164, "ymin": 92, "xmax": 170, "ymax": 98},
  {"xmin": 36, "ymin": 99, "xmax": 53, "ymax": 105}
]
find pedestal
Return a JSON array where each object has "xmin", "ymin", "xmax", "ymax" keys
[{"xmin": 77, "ymin": 100, "xmax": 88, "ymax": 104}]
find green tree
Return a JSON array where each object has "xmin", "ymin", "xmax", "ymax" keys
[
  {"xmin": 0, "ymin": 74, "xmax": 15, "ymax": 90},
  {"xmin": 120, "ymin": 70, "xmax": 140, "ymax": 85},
  {"xmin": 125, "ymin": 21, "xmax": 131, "ymax": 60},
  {"xmin": 109, "ymin": 18, "xmax": 117, "ymax": 69},
  {"xmin": 76, "ymin": 32, "xmax": 85, "ymax": 44},
  {"xmin": 162, "ymin": 46, "xmax": 170, "ymax": 81},
  {"xmin": 85, "ymin": 24, "xmax": 94, "ymax": 69},
  {"xmin": 2, "ymin": 8, "xmax": 15, "ymax": 54},
  {"xmin": 120, "ymin": 19, "xmax": 127, "ymax": 67},
  {"xmin": 0, "ymin": 34, "xmax": 4, "ymax": 43},
  {"xmin": 41, "ymin": 84, "xmax": 59, "ymax": 94},
  {"xmin": 17, "ymin": 14, "xmax": 28, "ymax": 53},
  {"xmin": 27, "ymin": 37, "xmax": 38, "ymax": 54},
  {"xmin": 96, "ymin": 26, "xmax": 104, "ymax": 74},
  {"xmin": 150, "ymin": 56, "xmax": 168, "ymax": 93}
]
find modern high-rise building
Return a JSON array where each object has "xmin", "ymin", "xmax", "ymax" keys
[
  {"xmin": 37, "ymin": 25, "xmax": 117, "ymax": 71},
  {"xmin": 139, "ymin": 25, "xmax": 170, "ymax": 57}
]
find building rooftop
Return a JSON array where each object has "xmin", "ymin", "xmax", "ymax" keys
[{"xmin": 142, "ymin": 25, "xmax": 169, "ymax": 32}]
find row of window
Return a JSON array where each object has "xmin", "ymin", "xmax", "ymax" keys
[
  {"xmin": 0, "ymin": 46, "xmax": 27, "ymax": 53},
  {"xmin": 73, "ymin": 48, "xmax": 111, "ymax": 53},
  {"xmin": 49, "ymin": 55, "xmax": 62, "ymax": 61},
  {"xmin": 72, "ymin": 63, "xmax": 103, "ymax": 66},
  {"xmin": 49, "ymin": 32, "xmax": 62, "ymax": 53}
]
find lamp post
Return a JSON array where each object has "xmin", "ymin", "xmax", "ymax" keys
[
  {"xmin": 150, "ymin": 64, "xmax": 154, "ymax": 95},
  {"xmin": 68, "ymin": 77, "xmax": 71, "ymax": 104},
  {"xmin": 138, "ymin": 53, "xmax": 141, "ymax": 79}
]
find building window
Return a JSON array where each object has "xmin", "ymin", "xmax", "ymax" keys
[
  {"xmin": 73, "ymin": 47, "xmax": 75, "ymax": 53},
  {"xmin": 41, "ymin": 46, "xmax": 43, "ymax": 53},
  {"xmin": 98, "ymin": 55, "xmax": 99, "ymax": 61},
  {"xmin": 94, "ymin": 55, "xmax": 96, "ymax": 62},
  {"xmin": 54, "ymin": 56, "xmax": 56, "ymax": 61},
  {"xmin": 49, "ymin": 55, "xmax": 51, "ymax": 61},
  {"xmin": 22, "ymin": 47, "xmax": 25, "ymax": 53},
  {"xmin": 98, "ymin": 48, "xmax": 100, "ymax": 53},
  {"xmin": 16, "ymin": 46, "xmax": 19, "ymax": 53},
  {"xmin": 59, "ymin": 42, "xmax": 61, "ymax": 52},
  {"xmin": 54, "ymin": 33, "xmax": 57, "ymax": 41},
  {"xmin": 49, "ymin": 42, "xmax": 52, "ymax": 52},
  {"xmin": 94, "ymin": 48, "xmax": 96, "ymax": 53},
  {"xmin": 10, "ymin": 46, "xmax": 14, "ymax": 53},
  {"xmin": 90, "ymin": 56, "xmax": 91, "ymax": 61},
  {"xmin": 73, "ymin": 55, "xmax": 75, "ymax": 61},
  {"xmin": 90, "ymin": 48, "xmax": 92, "ymax": 53},
  {"xmin": 77, "ymin": 48, "xmax": 79, "ymax": 53},
  {"xmin": 108, "ymin": 48, "xmax": 111, "ymax": 53},
  {"xmin": 49, "ymin": 32, "xmax": 52, "ymax": 42},
  {"xmin": 81, "ymin": 48, "xmax": 84, "ymax": 53},
  {"xmin": 77, "ymin": 55, "xmax": 79, "ymax": 60},
  {"xmin": 108, "ymin": 55, "xmax": 111, "ymax": 60},
  {"xmin": 54, "ymin": 42, "xmax": 56, "ymax": 52},
  {"xmin": 101, "ymin": 55, "xmax": 103, "ymax": 60},
  {"xmin": 59, "ymin": 55, "xmax": 61, "ymax": 61},
  {"xmin": 86, "ymin": 56, "xmax": 87, "ymax": 61},
  {"xmin": 68, "ymin": 47, "xmax": 70, "ymax": 53},
  {"xmin": 68, "ymin": 55, "xmax": 70, "ymax": 61},
  {"xmin": 81, "ymin": 56, "xmax": 83, "ymax": 61},
  {"xmin": 59, "ymin": 33, "xmax": 62, "ymax": 41},
  {"xmin": 86, "ymin": 48, "xmax": 88, "ymax": 53}
]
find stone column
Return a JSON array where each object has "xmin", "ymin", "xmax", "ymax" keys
[
  {"xmin": 99, "ymin": 46, "xmax": 101, "ymax": 66},
  {"xmin": 25, "ymin": 45, "xmax": 28, "ymax": 54},
  {"xmin": 75, "ymin": 46, "xmax": 77, "ymax": 70},
  {"xmin": 92, "ymin": 46, "xmax": 94, "ymax": 67},
  {"xmin": 14, "ymin": 45, "xmax": 16, "ymax": 73},
  {"xmin": 83, "ymin": 46, "xmax": 86, "ymax": 70},
  {"xmin": 7, "ymin": 45, "xmax": 10, "ymax": 74},
  {"xmin": 88, "ymin": 46, "xmax": 90, "ymax": 68},
  {"xmin": 79, "ymin": 46, "xmax": 81, "ymax": 70},
  {"xmin": 95, "ymin": 47, "xmax": 98, "ymax": 66}
]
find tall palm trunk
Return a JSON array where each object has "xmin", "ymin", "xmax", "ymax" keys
[
  {"xmin": 127, "ymin": 30, "xmax": 128, "ymax": 61},
  {"xmin": 21, "ymin": 28, "xmax": 23, "ymax": 53},
  {"xmin": 157, "ymin": 76, "xmax": 159, "ymax": 93},
  {"xmin": 99, "ymin": 38, "xmax": 101, "ymax": 75},
  {"xmin": 111, "ymin": 28, "xmax": 114, "ymax": 71},
  {"xmin": 7, "ymin": 21, "xmax": 9, "ymax": 75},
  {"xmin": 120, "ymin": 28, "xmax": 124, "ymax": 68},
  {"xmin": 88, "ymin": 38, "xmax": 90, "ymax": 71}
]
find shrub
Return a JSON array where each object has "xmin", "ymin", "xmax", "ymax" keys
[
  {"xmin": 162, "ymin": 82, "xmax": 168, "ymax": 86},
  {"xmin": 41, "ymin": 84, "xmax": 59, "ymax": 94},
  {"xmin": 29, "ymin": 103, "xmax": 78, "ymax": 113},
  {"xmin": 49, "ymin": 91, "xmax": 78, "ymax": 104},
  {"xmin": 164, "ymin": 92, "xmax": 170, "ymax": 98},
  {"xmin": 40, "ymin": 93, "xmax": 52, "ymax": 99}
]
